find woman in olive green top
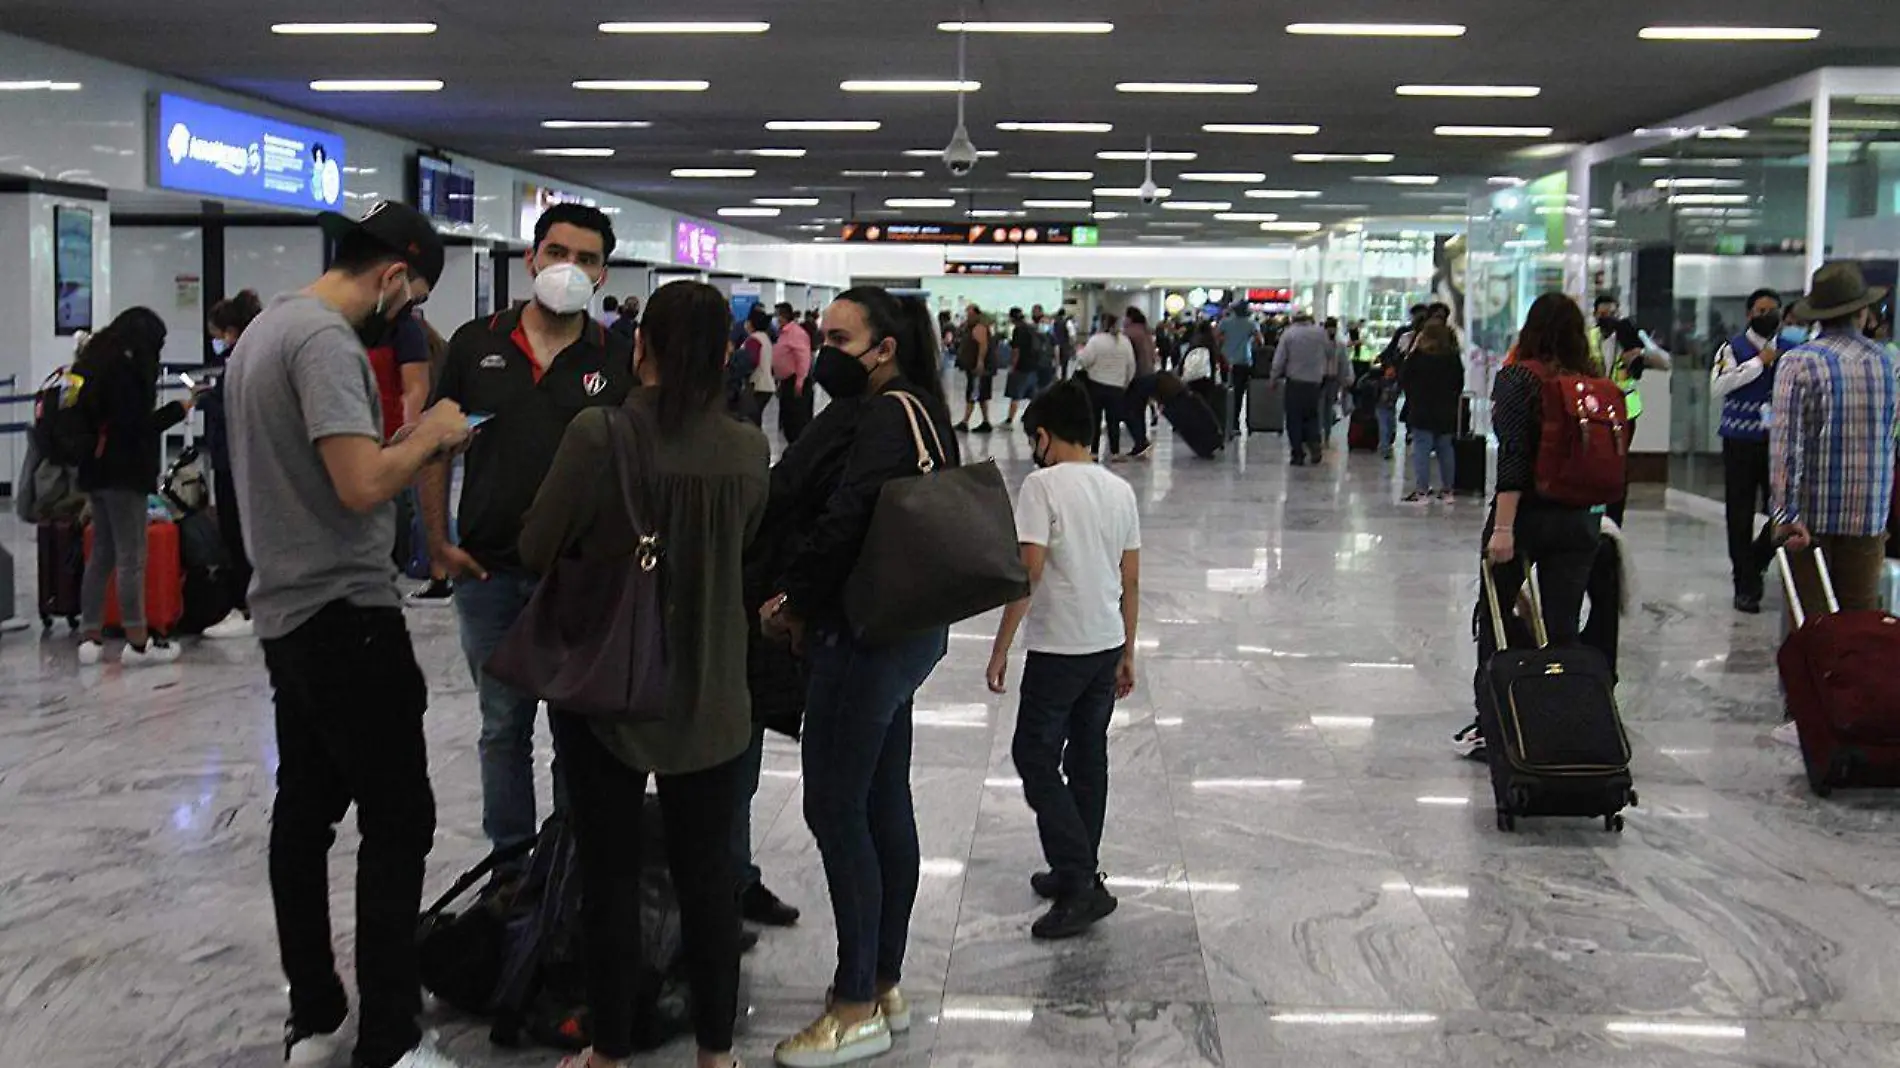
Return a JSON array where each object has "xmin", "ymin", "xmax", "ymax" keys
[{"xmin": 519, "ymin": 280, "xmax": 767, "ymax": 1068}]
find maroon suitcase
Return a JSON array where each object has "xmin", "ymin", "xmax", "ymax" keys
[
  {"xmin": 1776, "ymin": 545, "xmax": 1900, "ymax": 796},
  {"xmin": 37, "ymin": 517, "xmax": 85, "ymax": 630}
]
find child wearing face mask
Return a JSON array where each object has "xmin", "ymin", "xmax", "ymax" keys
[{"xmin": 985, "ymin": 379, "xmax": 1142, "ymax": 942}]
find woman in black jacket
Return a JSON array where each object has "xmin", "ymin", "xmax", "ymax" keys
[
  {"xmin": 1398, "ymin": 321, "xmax": 1466, "ymax": 502},
  {"xmin": 760, "ymin": 287, "xmax": 958, "ymax": 1067},
  {"xmin": 75, "ymin": 306, "xmax": 191, "ymax": 665},
  {"xmin": 199, "ymin": 290, "xmax": 264, "ymax": 638}
]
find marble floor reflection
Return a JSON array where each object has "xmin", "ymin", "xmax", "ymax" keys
[{"xmin": 6, "ymin": 424, "xmax": 1900, "ymax": 1068}]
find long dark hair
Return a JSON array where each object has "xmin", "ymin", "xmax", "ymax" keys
[
  {"xmin": 1516, "ymin": 292, "xmax": 1593, "ymax": 374},
  {"xmin": 639, "ymin": 280, "xmax": 729, "ymax": 431},
  {"xmin": 83, "ymin": 306, "xmax": 167, "ymax": 376},
  {"xmin": 835, "ymin": 285, "xmax": 945, "ymax": 403}
]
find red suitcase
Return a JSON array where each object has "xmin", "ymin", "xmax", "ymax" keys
[
  {"xmin": 1776, "ymin": 545, "xmax": 1900, "ymax": 796},
  {"xmin": 36, "ymin": 517, "xmax": 85, "ymax": 630},
  {"xmin": 84, "ymin": 518, "xmax": 184, "ymax": 637}
]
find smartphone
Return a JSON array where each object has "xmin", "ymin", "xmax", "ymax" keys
[
  {"xmin": 177, "ymin": 372, "xmax": 196, "ymax": 389},
  {"xmin": 466, "ymin": 412, "xmax": 495, "ymax": 429}
]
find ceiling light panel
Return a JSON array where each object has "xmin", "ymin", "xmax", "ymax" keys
[
  {"xmin": 753, "ymin": 197, "xmax": 820, "ymax": 206},
  {"xmin": 574, "ymin": 80, "xmax": 710, "ymax": 92},
  {"xmin": 1215, "ymin": 212, "xmax": 1281, "ymax": 222},
  {"xmin": 937, "ymin": 21, "xmax": 1114, "ymax": 34},
  {"xmin": 768, "ymin": 120, "xmax": 881, "ymax": 131},
  {"xmin": 1261, "ymin": 221, "xmax": 1324, "ymax": 231},
  {"xmin": 967, "ymin": 209, "xmax": 1026, "ymax": 218},
  {"xmin": 599, "ymin": 21, "xmax": 770, "ymax": 33},
  {"xmin": 1295, "ymin": 153, "xmax": 1395, "ymax": 163},
  {"xmin": 886, "ymin": 198, "xmax": 957, "ymax": 208},
  {"xmin": 1092, "ymin": 210, "xmax": 1127, "ymax": 219},
  {"xmin": 840, "ymin": 170, "xmax": 924, "ymax": 178},
  {"xmin": 996, "ymin": 121, "xmax": 1114, "ymax": 133},
  {"xmin": 1009, "ymin": 171, "xmax": 1095, "ymax": 180},
  {"xmin": 533, "ymin": 147, "xmax": 614, "ymax": 157},
  {"xmin": 1353, "ymin": 174, "xmax": 1441, "ymax": 184},
  {"xmin": 1118, "ymin": 82, "xmax": 1257, "ymax": 94},
  {"xmin": 841, "ymin": 79, "xmax": 981, "ymax": 93},
  {"xmin": 718, "ymin": 206, "xmax": 780, "ymax": 217},
  {"xmin": 1397, "ymin": 84, "xmax": 1540, "ymax": 97},
  {"xmin": 903, "ymin": 148, "xmax": 999, "ymax": 158},
  {"xmin": 1203, "ymin": 123, "xmax": 1321, "ymax": 135},
  {"xmin": 1024, "ymin": 198, "xmax": 1094, "ymax": 209},
  {"xmin": 1095, "ymin": 187, "xmax": 1174, "ymax": 198},
  {"xmin": 1245, "ymin": 189, "xmax": 1323, "ymax": 199},
  {"xmin": 1638, "ymin": 26, "xmax": 1819, "ymax": 41},
  {"xmin": 542, "ymin": 119, "xmax": 652, "ymax": 129},
  {"xmin": 736, "ymin": 148, "xmax": 806, "ymax": 157},
  {"xmin": 0, "ymin": 80, "xmax": 82, "ymax": 90},
  {"xmin": 309, "ymin": 79, "xmax": 442, "ymax": 92},
  {"xmin": 1179, "ymin": 172, "xmax": 1268, "ymax": 183},
  {"xmin": 1162, "ymin": 201, "xmax": 1233, "ymax": 211},
  {"xmin": 1286, "ymin": 23, "xmax": 1466, "ymax": 37},
  {"xmin": 273, "ymin": 22, "xmax": 436, "ymax": 34},
  {"xmin": 1435, "ymin": 125, "xmax": 1555, "ymax": 137},
  {"xmin": 1098, "ymin": 149, "xmax": 1197, "ymax": 161},
  {"xmin": 672, "ymin": 167, "xmax": 756, "ymax": 178}
]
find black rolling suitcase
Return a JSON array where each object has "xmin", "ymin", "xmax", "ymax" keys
[
  {"xmin": 1478, "ymin": 562, "xmax": 1636, "ymax": 832},
  {"xmin": 1162, "ymin": 391, "xmax": 1224, "ymax": 459},
  {"xmin": 37, "ymin": 517, "xmax": 84, "ymax": 630},
  {"xmin": 1452, "ymin": 392, "xmax": 1488, "ymax": 496}
]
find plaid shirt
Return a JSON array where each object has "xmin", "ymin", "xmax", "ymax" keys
[{"xmin": 1770, "ymin": 330, "xmax": 1900, "ymax": 535}]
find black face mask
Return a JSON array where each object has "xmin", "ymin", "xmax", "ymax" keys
[
  {"xmin": 1750, "ymin": 312, "xmax": 1781, "ymax": 340},
  {"xmin": 1596, "ymin": 315, "xmax": 1618, "ymax": 333},
  {"xmin": 1031, "ymin": 431, "xmax": 1054, "ymax": 469},
  {"xmin": 812, "ymin": 344, "xmax": 874, "ymax": 398},
  {"xmin": 356, "ymin": 275, "xmax": 412, "ymax": 349}
]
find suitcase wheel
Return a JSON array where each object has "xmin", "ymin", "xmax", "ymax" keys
[
  {"xmin": 1496, "ymin": 811, "xmax": 1517, "ymax": 833},
  {"xmin": 41, "ymin": 615, "xmax": 52, "ymax": 631},
  {"xmin": 1604, "ymin": 814, "xmax": 1624, "ymax": 833},
  {"xmin": 1626, "ymin": 789, "xmax": 1639, "ymax": 808}
]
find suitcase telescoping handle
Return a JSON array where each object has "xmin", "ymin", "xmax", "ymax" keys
[
  {"xmin": 1776, "ymin": 543, "xmax": 1841, "ymax": 630},
  {"xmin": 1480, "ymin": 558, "xmax": 1551, "ymax": 651}
]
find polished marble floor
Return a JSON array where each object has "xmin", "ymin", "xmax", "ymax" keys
[{"xmin": 6, "ymin": 422, "xmax": 1900, "ymax": 1068}]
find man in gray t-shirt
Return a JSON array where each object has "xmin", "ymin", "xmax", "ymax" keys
[{"xmin": 224, "ymin": 201, "xmax": 474, "ymax": 1068}]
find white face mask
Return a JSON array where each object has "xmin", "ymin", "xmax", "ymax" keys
[
  {"xmin": 209, "ymin": 337, "xmax": 229, "ymax": 357},
  {"xmin": 533, "ymin": 261, "xmax": 597, "ymax": 316}
]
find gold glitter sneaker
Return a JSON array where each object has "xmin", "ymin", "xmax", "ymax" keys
[
  {"xmin": 877, "ymin": 987, "xmax": 911, "ymax": 1034},
  {"xmin": 774, "ymin": 1007, "xmax": 892, "ymax": 1067}
]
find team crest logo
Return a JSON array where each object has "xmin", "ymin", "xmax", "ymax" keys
[
  {"xmin": 583, "ymin": 371, "xmax": 606, "ymax": 396},
  {"xmin": 479, "ymin": 354, "xmax": 507, "ymax": 370}
]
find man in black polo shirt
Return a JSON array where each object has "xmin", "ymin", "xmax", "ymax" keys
[{"xmin": 419, "ymin": 203, "xmax": 633, "ymax": 869}]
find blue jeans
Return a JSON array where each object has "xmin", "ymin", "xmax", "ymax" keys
[
  {"xmin": 1412, "ymin": 428, "xmax": 1456, "ymax": 492},
  {"xmin": 1376, "ymin": 407, "xmax": 1397, "ymax": 454},
  {"xmin": 1012, "ymin": 648, "xmax": 1123, "ymax": 897},
  {"xmin": 731, "ymin": 726, "xmax": 765, "ymax": 894},
  {"xmin": 801, "ymin": 626, "xmax": 948, "ymax": 1002},
  {"xmin": 454, "ymin": 568, "xmax": 556, "ymax": 859}
]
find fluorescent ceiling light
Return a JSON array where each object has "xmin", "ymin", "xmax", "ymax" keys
[
  {"xmin": 1353, "ymin": 174, "xmax": 1441, "ymax": 185},
  {"xmin": 1180, "ymin": 172, "xmax": 1267, "ymax": 183},
  {"xmin": 542, "ymin": 119, "xmax": 652, "ymax": 129},
  {"xmin": 273, "ymin": 22, "xmax": 436, "ymax": 34},
  {"xmin": 718, "ymin": 206, "xmax": 780, "ymax": 217},
  {"xmin": 1306, "ymin": 203, "xmax": 1371, "ymax": 211},
  {"xmin": 736, "ymin": 147, "xmax": 807, "ymax": 157},
  {"xmin": 309, "ymin": 79, "xmax": 441, "ymax": 92},
  {"xmin": 1286, "ymin": 22, "xmax": 1465, "ymax": 37},
  {"xmin": 1162, "ymin": 200, "xmax": 1232, "ymax": 211},
  {"xmin": 1245, "ymin": 189, "xmax": 1322, "ymax": 199},
  {"xmin": 1639, "ymin": 26, "xmax": 1818, "ymax": 41},
  {"xmin": 1008, "ymin": 170, "xmax": 1095, "ymax": 180},
  {"xmin": 1215, "ymin": 212, "xmax": 1281, "ymax": 222},
  {"xmin": 671, "ymin": 167, "xmax": 756, "ymax": 178},
  {"xmin": 1699, "ymin": 126, "xmax": 1750, "ymax": 139},
  {"xmin": 1024, "ymin": 199, "xmax": 1094, "ymax": 209},
  {"xmin": 1402, "ymin": 190, "xmax": 1467, "ymax": 199},
  {"xmin": 1652, "ymin": 177, "xmax": 1745, "ymax": 188},
  {"xmin": 1775, "ymin": 115, "xmax": 1900, "ymax": 130},
  {"xmin": 599, "ymin": 21, "xmax": 770, "ymax": 33},
  {"xmin": 1294, "ymin": 152, "xmax": 1395, "ymax": 163},
  {"xmin": 1640, "ymin": 156, "xmax": 1744, "ymax": 167},
  {"xmin": 1261, "ymin": 221, "xmax": 1324, "ymax": 232},
  {"xmin": 1436, "ymin": 125, "xmax": 1554, "ymax": 137},
  {"xmin": 1098, "ymin": 149, "xmax": 1197, "ymax": 161},
  {"xmin": 1136, "ymin": 234, "xmax": 1185, "ymax": 242},
  {"xmin": 1203, "ymin": 123, "xmax": 1320, "ymax": 135},
  {"xmin": 903, "ymin": 148, "xmax": 999, "ymax": 158},
  {"xmin": 768, "ymin": 120, "xmax": 881, "ymax": 131},
  {"xmin": 753, "ymin": 197, "xmax": 820, "ymax": 206},
  {"xmin": 533, "ymin": 147, "xmax": 614, "ymax": 157},
  {"xmin": 1488, "ymin": 175, "xmax": 1527, "ymax": 185},
  {"xmin": 996, "ymin": 121, "xmax": 1114, "ymax": 133},
  {"xmin": 1670, "ymin": 193, "xmax": 1753, "ymax": 205},
  {"xmin": 0, "ymin": 80, "xmax": 82, "ymax": 91},
  {"xmin": 1397, "ymin": 84, "xmax": 1540, "ymax": 97},
  {"xmin": 1118, "ymin": 82, "xmax": 1257, "ymax": 94},
  {"xmin": 937, "ymin": 21, "xmax": 1114, "ymax": 34},
  {"xmin": 1095, "ymin": 186, "xmax": 1173, "ymax": 198},
  {"xmin": 574, "ymin": 80, "xmax": 710, "ymax": 92},
  {"xmin": 886, "ymin": 198, "xmax": 956, "ymax": 208},
  {"xmin": 967, "ymin": 209, "xmax": 1025, "ymax": 219},
  {"xmin": 840, "ymin": 169, "xmax": 925, "ymax": 178},
  {"xmin": 1091, "ymin": 210, "xmax": 1127, "ymax": 219},
  {"xmin": 1149, "ymin": 221, "xmax": 1205, "ymax": 228},
  {"xmin": 841, "ymin": 79, "xmax": 980, "ymax": 93},
  {"xmin": 794, "ymin": 224, "xmax": 827, "ymax": 232}
]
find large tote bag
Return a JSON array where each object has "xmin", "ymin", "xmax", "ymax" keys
[
  {"xmin": 843, "ymin": 391, "xmax": 1030, "ymax": 644},
  {"xmin": 485, "ymin": 408, "xmax": 669, "ymax": 721}
]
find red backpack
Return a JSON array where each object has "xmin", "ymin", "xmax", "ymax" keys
[{"xmin": 1524, "ymin": 358, "xmax": 1629, "ymax": 507}]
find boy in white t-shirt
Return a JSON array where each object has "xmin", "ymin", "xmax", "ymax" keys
[{"xmin": 986, "ymin": 379, "xmax": 1142, "ymax": 941}]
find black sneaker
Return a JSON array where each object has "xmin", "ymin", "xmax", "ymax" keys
[
  {"xmin": 1030, "ymin": 871, "xmax": 1060, "ymax": 900},
  {"xmin": 740, "ymin": 881, "xmax": 801, "ymax": 927},
  {"xmin": 1453, "ymin": 721, "xmax": 1487, "ymax": 761},
  {"xmin": 1289, "ymin": 456, "xmax": 1306, "ymax": 466},
  {"xmin": 1031, "ymin": 878, "xmax": 1117, "ymax": 941},
  {"xmin": 1734, "ymin": 593, "xmax": 1762, "ymax": 614},
  {"xmin": 407, "ymin": 578, "xmax": 453, "ymax": 605},
  {"xmin": 954, "ymin": 422, "xmax": 970, "ymax": 433},
  {"xmin": 974, "ymin": 422, "xmax": 995, "ymax": 434}
]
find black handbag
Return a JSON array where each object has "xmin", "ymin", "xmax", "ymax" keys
[
  {"xmin": 485, "ymin": 407, "xmax": 668, "ymax": 720},
  {"xmin": 842, "ymin": 391, "xmax": 1031, "ymax": 644}
]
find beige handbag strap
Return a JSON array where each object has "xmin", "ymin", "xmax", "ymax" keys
[{"xmin": 888, "ymin": 390, "xmax": 945, "ymax": 474}]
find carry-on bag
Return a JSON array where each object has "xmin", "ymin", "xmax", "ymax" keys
[
  {"xmin": 1478, "ymin": 561, "xmax": 1636, "ymax": 832},
  {"xmin": 37, "ymin": 516, "xmax": 85, "ymax": 630},
  {"xmin": 1347, "ymin": 409, "xmax": 1379, "ymax": 452},
  {"xmin": 84, "ymin": 517, "xmax": 184, "ymax": 636},
  {"xmin": 1453, "ymin": 392, "xmax": 1489, "ymax": 496},
  {"xmin": 1247, "ymin": 378, "xmax": 1284, "ymax": 434},
  {"xmin": 1161, "ymin": 391, "xmax": 1224, "ymax": 459},
  {"xmin": 1775, "ymin": 545, "xmax": 1900, "ymax": 796}
]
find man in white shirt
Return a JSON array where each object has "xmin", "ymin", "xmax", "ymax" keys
[
  {"xmin": 1712, "ymin": 287, "xmax": 1786, "ymax": 613},
  {"xmin": 986, "ymin": 379, "xmax": 1141, "ymax": 941}
]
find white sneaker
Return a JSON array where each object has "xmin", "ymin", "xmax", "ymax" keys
[
  {"xmin": 203, "ymin": 611, "xmax": 255, "ymax": 639},
  {"xmin": 1770, "ymin": 720, "xmax": 1802, "ymax": 748},
  {"xmin": 284, "ymin": 1022, "xmax": 342, "ymax": 1066},
  {"xmin": 122, "ymin": 640, "xmax": 181, "ymax": 667},
  {"xmin": 388, "ymin": 1039, "xmax": 467, "ymax": 1068},
  {"xmin": 77, "ymin": 639, "xmax": 105, "ymax": 666}
]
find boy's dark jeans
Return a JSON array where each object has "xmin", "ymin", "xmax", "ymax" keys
[{"xmin": 1011, "ymin": 646, "xmax": 1124, "ymax": 897}]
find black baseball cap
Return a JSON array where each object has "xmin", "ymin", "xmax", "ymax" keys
[{"xmin": 319, "ymin": 200, "xmax": 446, "ymax": 288}]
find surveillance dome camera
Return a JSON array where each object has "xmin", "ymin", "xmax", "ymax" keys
[
  {"xmin": 1139, "ymin": 178, "xmax": 1161, "ymax": 206},
  {"xmin": 942, "ymin": 125, "xmax": 979, "ymax": 177}
]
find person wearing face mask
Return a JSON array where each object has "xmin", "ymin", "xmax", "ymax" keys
[
  {"xmin": 756, "ymin": 287, "xmax": 958, "ymax": 1067},
  {"xmin": 224, "ymin": 200, "xmax": 475, "ymax": 1068},
  {"xmin": 420, "ymin": 202, "xmax": 635, "ymax": 880},
  {"xmin": 199, "ymin": 289, "xmax": 264, "ymax": 639},
  {"xmin": 1712, "ymin": 288, "xmax": 1784, "ymax": 613}
]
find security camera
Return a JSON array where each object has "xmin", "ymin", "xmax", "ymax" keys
[
  {"xmin": 943, "ymin": 124, "xmax": 979, "ymax": 177},
  {"xmin": 1139, "ymin": 178, "xmax": 1161, "ymax": 206}
]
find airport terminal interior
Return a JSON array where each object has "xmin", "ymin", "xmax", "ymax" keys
[{"xmin": 5, "ymin": 4, "xmax": 1900, "ymax": 1067}]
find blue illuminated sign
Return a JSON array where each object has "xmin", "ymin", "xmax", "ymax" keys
[{"xmin": 152, "ymin": 93, "xmax": 347, "ymax": 211}]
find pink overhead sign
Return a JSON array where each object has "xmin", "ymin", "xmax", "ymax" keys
[{"xmin": 675, "ymin": 219, "xmax": 720, "ymax": 269}]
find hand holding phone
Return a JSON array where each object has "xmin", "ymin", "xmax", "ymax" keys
[{"xmin": 466, "ymin": 412, "xmax": 495, "ymax": 430}]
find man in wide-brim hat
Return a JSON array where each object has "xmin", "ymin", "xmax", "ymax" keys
[{"xmin": 1769, "ymin": 260, "xmax": 1900, "ymax": 733}]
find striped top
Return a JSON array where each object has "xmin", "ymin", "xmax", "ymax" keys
[{"xmin": 1769, "ymin": 330, "xmax": 1900, "ymax": 536}]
